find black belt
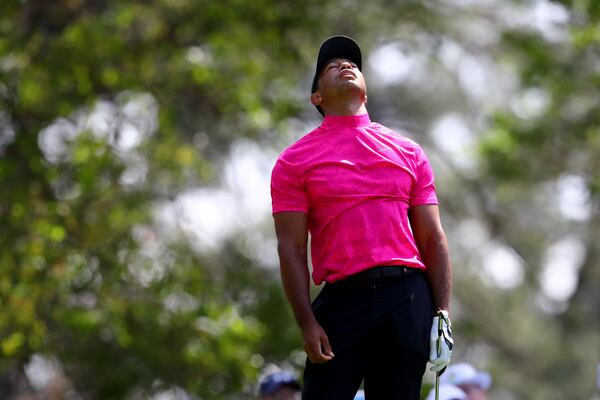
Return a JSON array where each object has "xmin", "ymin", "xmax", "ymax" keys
[{"xmin": 335, "ymin": 265, "xmax": 421, "ymax": 285}]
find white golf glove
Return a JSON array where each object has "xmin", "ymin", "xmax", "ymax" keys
[{"xmin": 429, "ymin": 310, "xmax": 453, "ymax": 374}]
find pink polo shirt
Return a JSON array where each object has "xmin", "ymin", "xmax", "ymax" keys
[{"xmin": 271, "ymin": 114, "xmax": 438, "ymax": 284}]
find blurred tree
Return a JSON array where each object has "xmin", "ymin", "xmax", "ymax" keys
[
  {"xmin": 363, "ymin": 1, "xmax": 599, "ymax": 399},
  {"xmin": 0, "ymin": 0, "xmax": 598, "ymax": 399},
  {"xmin": 0, "ymin": 0, "xmax": 327, "ymax": 397}
]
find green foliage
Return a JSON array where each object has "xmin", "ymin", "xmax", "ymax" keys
[
  {"xmin": 457, "ymin": 5, "xmax": 599, "ymax": 399},
  {"xmin": 0, "ymin": 0, "xmax": 598, "ymax": 399},
  {"xmin": 0, "ymin": 0, "xmax": 319, "ymax": 397}
]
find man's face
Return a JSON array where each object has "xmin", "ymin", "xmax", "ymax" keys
[
  {"xmin": 316, "ymin": 58, "xmax": 367, "ymax": 99},
  {"xmin": 458, "ymin": 384, "xmax": 487, "ymax": 400}
]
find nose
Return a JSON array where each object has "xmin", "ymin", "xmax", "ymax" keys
[{"xmin": 339, "ymin": 60, "xmax": 353, "ymax": 70}]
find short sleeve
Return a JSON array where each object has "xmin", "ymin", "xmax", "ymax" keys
[
  {"xmin": 271, "ymin": 157, "xmax": 310, "ymax": 214},
  {"xmin": 409, "ymin": 147, "xmax": 438, "ymax": 207}
]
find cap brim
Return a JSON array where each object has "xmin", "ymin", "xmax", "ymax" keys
[{"xmin": 311, "ymin": 35, "xmax": 362, "ymax": 95}]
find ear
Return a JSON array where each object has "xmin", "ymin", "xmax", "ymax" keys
[
  {"xmin": 310, "ymin": 91, "xmax": 322, "ymax": 107},
  {"xmin": 364, "ymin": 94, "xmax": 368, "ymax": 104}
]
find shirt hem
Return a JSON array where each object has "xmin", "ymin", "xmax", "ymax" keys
[{"xmin": 272, "ymin": 208, "xmax": 309, "ymax": 215}]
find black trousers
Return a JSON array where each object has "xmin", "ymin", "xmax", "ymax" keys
[{"xmin": 302, "ymin": 266, "xmax": 433, "ymax": 400}]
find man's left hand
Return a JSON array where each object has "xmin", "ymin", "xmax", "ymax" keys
[{"xmin": 429, "ymin": 310, "xmax": 453, "ymax": 374}]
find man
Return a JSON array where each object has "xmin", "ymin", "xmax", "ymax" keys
[
  {"xmin": 258, "ymin": 371, "xmax": 302, "ymax": 400},
  {"xmin": 270, "ymin": 35, "xmax": 453, "ymax": 399},
  {"xmin": 441, "ymin": 363, "xmax": 492, "ymax": 400}
]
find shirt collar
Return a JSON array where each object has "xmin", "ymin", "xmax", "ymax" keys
[{"xmin": 320, "ymin": 113, "xmax": 371, "ymax": 128}]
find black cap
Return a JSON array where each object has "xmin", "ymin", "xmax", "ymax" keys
[{"xmin": 311, "ymin": 35, "xmax": 362, "ymax": 115}]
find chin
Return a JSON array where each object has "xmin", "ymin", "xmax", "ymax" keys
[{"xmin": 342, "ymin": 82, "xmax": 366, "ymax": 95}]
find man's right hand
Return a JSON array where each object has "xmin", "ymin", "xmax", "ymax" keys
[
  {"xmin": 273, "ymin": 212, "xmax": 334, "ymax": 364},
  {"xmin": 301, "ymin": 321, "xmax": 334, "ymax": 363}
]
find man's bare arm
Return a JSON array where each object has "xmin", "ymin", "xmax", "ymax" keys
[
  {"xmin": 273, "ymin": 212, "xmax": 334, "ymax": 363},
  {"xmin": 409, "ymin": 205, "xmax": 452, "ymax": 313}
]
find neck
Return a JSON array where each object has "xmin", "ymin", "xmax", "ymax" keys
[{"xmin": 323, "ymin": 101, "xmax": 368, "ymax": 116}]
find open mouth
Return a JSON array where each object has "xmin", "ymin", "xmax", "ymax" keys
[{"xmin": 339, "ymin": 71, "xmax": 356, "ymax": 78}]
